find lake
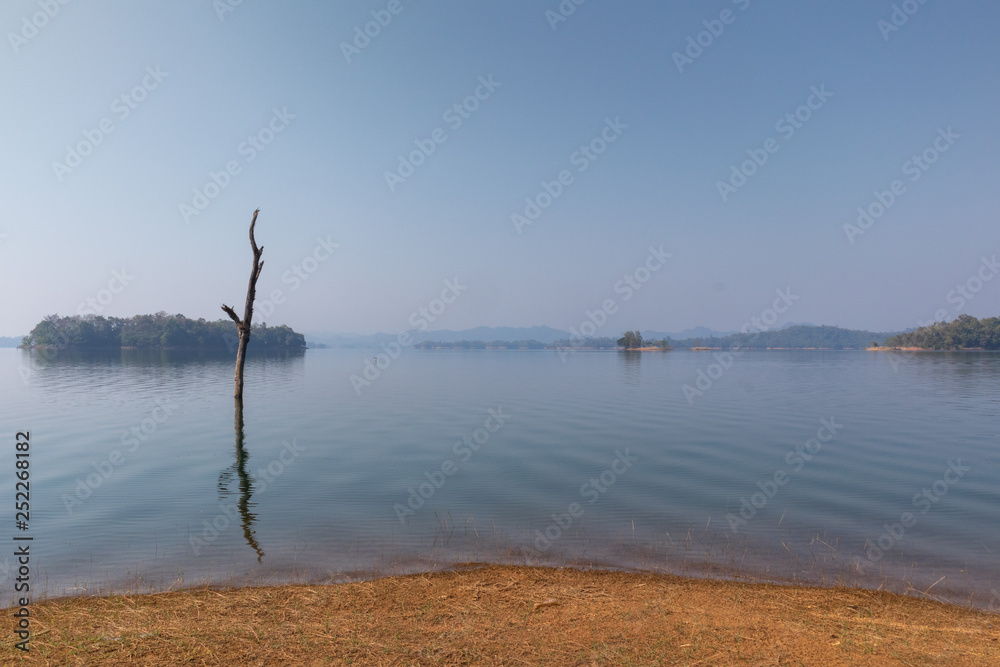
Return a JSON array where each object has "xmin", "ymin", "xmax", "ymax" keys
[{"xmin": 2, "ymin": 347, "xmax": 998, "ymax": 610}]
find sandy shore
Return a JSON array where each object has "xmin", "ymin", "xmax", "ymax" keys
[{"xmin": 4, "ymin": 564, "xmax": 998, "ymax": 665}]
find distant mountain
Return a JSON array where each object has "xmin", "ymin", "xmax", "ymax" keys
[
  {"xmin": 304, "ymin": 323, "xmax": 893, "ymax": 350},
  {"xmin": 641, "ymin": 322, "xmax": 815, "ymax": 341},
  {"xmin": 0, "ymin": 336, "xmax": 25, "ymax": 348},
  {"xmin": 421, "ymin": 326, "xmax": 569, "ymax": 344},
  {"xmin": 305, "ymin": 326, "xmax": 570, "ymax": 348},
  {"xmin": 305, "ymin": 323, "xmax": 900, "ymax": 349},
  {"xmin": 304, "ymin": 332, "xmax": 399, "ymax": 348}
]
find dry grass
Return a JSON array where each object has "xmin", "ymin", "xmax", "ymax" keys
[{"xmin": 4, "ymin": 564, "xmax": 998, "ymax": 665}]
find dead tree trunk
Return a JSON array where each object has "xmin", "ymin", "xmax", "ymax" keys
[{"xmin": 222, "ymin": 209, "xmax": 264, "ymax": 402}]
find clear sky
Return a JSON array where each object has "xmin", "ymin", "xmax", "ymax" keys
[{"xmin": 2, "ymin": 1, "xmax": 998, "ymax": 337}]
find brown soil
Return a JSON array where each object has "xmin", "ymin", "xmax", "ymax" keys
[{"xmin": 5, "ymin": 565, "xmax": 998, "ymax": 665}]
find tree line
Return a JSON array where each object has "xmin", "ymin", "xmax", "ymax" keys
[
  {"xmin": 20, "ymin": 313, "xmax": 306, "ymax": 351},
  {"xmin": 882, "ymin": 315, "xmax": 1000, "ymax": 350},
  {"xmin": 550, "ymin": 336, "xmax": 618, "ymax": 349},
  {"xmin": 670, "ymin": 325, "xmax": 897, "ymax": 350}
]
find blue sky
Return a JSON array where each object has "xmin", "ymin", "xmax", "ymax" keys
[{"xmin": 1, "ymin": 0, "xmax": 998, "ymax": 337}]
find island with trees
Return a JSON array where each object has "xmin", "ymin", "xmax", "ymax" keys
[
  {"xmin": 19, "ymin": 313, "xmax": 306, "ymax": 352},
  {"xmin": 615, "ymin": 330, "xmax": 672, "ymax": 350},
  {"xmin": 877, "ymin": 314, "xmax": 1000, "ymax": 350},
  {"xmin": 669, "ymin": 325, "xmax": 900, "ymax": 350}
]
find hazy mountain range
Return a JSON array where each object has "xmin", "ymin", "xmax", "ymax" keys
[
  {"xmin": 0, "ymin": 322, "xmax": 907, "ymax": 349},
  {"xmin": 302, "ymin": 322, "xmax": 901, "ymax": 349},
  {"xmin": 303, "ymin": 326, "xmax": 571, "ymax": 348}
]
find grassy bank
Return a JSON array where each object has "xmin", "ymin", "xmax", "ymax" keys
[{"xmin": 4, "ymin": 564, "xmax": 998, "ymax": 665}]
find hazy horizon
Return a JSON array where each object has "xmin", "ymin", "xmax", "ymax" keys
[
  {"xmin": 3, "ymin": 2, "xmax": 998, "ymax": 338},
  {"xmin": 6, "ymin": 317, "xmax": 913, "ymax": 341}
]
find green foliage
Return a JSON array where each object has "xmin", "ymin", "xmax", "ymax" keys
[
  {"xmin": 251, "ymin": 322, "xmax": 309, "ymax": 350},
  {"xmin": 21, "ymin": 313, "xmax": 306, "ymax": 352},
  {"xmin": 671, "ymin": 325, "xmax": 898, "ymax": 350},
  {"xmin": 616, "ymin": 330, "xmax": 644, "ymax": 349},
  {"xmin": 549, "ymin": 337, "xmax": 617, "ymax": 349},
  {"xmin": 883, "ymin": 314, "xmax": 1000, "ymax": 350}
]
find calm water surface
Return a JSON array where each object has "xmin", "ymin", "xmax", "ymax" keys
[{"xmin": 2, "ymin": 347, "xmax": 998, "ymax": 609}]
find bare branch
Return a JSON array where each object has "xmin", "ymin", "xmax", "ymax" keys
[
  {"xmin": 221, "ymin": 304, "xmax": 241, "ymax": 325},
  {"xmin": 249, "ymin": 208, "xmax": 261, "ymax": 255}
]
